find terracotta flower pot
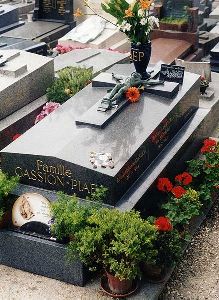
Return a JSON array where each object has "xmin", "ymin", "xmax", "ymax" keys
[{"xmin": 106, "ymin": 271, "xmax": 133, "ymax": 294}]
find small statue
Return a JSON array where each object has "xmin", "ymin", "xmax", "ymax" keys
[{"xmin": 98, "ymin": 72, "xmax": 164, "ymax": 112}]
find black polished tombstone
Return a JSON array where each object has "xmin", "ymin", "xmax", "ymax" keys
[
  {"xmin": 1, "ymin": 68, "xmax": 200, "ymax": 206},
  {"xmin": 2, "ymin": 0, "xmax": 75, "ymax": 45}
]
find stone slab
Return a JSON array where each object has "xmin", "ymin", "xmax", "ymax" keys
[
  {"xmin": 0, "ymin": 49, "xmax": 54, "ymax": 120},
  {"xmin": 2, "ymin": 21, "xmax": 70, "ymax": 43},
  {"xmin": 198, "ymin": 31, "xmax": 219, "ymax": 55},
  {"xmin": 0, "ymin": 4, "xmax": 20, "ymax": 28},
  {"xmin": 54, "ymin": 49, "xmax": 130, "ymax": 76},
  {"xmin": 210, "ymin": 41, "xmax": 219, "ymax": 59},
  {"xmin": 0, "ymin": 36, "xmax": 47, "ymax": 55},
  {"xmin": 0, "ymin": 230, "xmax": 88, "ymax": 286},
  {"xmin": 1, "ymin": 70, "xmax": 200, "ymax": 206},
  {"xmin": 150, "ymin": 38, "xmax": 192, "ymax": 64}
]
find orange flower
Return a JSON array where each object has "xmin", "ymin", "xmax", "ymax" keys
[
  {"xmin": 125, "ymin": 7, "xmax": 133, "ymax": 18},
  {"xmin": 140, "ymin": 0, "xmax": 151, "ymax": 10},
  {"xmin": 126, "ymin": 87, "xmax": 140, "ymax": 102},
  {"xmin": 74, "ymin": 8, "xmax": 83, "ymax": 17}
]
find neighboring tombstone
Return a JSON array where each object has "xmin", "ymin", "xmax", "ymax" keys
[
  {"xmin": 33, "ymin": 0, "xmax": 75, "ymax": 28},
  {"xmin": 161, "ymin": 0, "xmax": 193, "ymax": 19},
  {"xmin": 0, "ymin": 4, "xmax": 24, "ymax": 34}
]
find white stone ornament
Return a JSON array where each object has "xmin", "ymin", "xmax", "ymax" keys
[
  {"xmin": 89, "ymin": 152, "xmax": 115, "ymax": 169},
  {"xmin": 12, "ymin": 193, "xmax": 52, "ymax": 228}
]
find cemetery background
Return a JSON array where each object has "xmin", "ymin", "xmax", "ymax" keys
[{"xmin": 0, "ymin": 0, "xmax": 219, "ymax": 299}]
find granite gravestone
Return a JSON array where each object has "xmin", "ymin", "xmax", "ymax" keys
[
  {"xmin": 0, "ymin": 4, "xmax": 24, "ymax": 34},
  {"xmin": 33, "ymin": 0, "xmax": 74, "ymax": 27},
  {"xmin": 0, "ymin": 49, "xmax": 54, "ymax": 120},
  {"xmin": 2, "ymin": 0, "xmax": 75, "ymax": 45},
  {"xmin": 1, "ymin": 70, "xmax": 200, "ymax": 206}
]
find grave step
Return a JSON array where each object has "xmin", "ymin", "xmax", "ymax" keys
[
  {"xmin": 184, "ymin": 48, "xmax": 204, "ymax": 61},
  {"xmin": 109, "ymin": 38, "xmax": 130, "ymax": 52},
  {"xmin": 0, "ymin": 95, "xmax": 47, "ymax": 152},
  {"xmin": 0, "ymin": 20, "xmax": 24, "ymax": 35}
]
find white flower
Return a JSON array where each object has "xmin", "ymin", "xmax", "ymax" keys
[
  {"xmin": 138, "ymin": 9, "xmax": 145, "ymax": 17},
  {"xmin": 118, "ymin": 21, "xmax": 132, "ymax": 32},
  {"xmin": 123, "ymin": 23, "xmax": 132, "ymax": 31},
  {"xmin": 148, "ymin": 16, "xmax": 159, "ymax": 29},
  {"xmin": 140, "ymin": 18, "xmax": 147, "ymax": 25}
]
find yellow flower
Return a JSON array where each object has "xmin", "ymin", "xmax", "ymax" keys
[
  {"xmin": 125, "ymin": 7, "xmax": 133, "ymax": 18},
  {"xmin": 74, "ymin": 8, "xmax": 83, "ymax": 17},
  {"xmin": 140, "ymin": 0, "xmax": 152, "ymax": 10},
  {"xmin": 64, "ymin": 88, "xmax": 71, "ymax": 95}
]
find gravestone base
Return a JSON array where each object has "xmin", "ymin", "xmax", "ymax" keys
[
  {"xmin": 0, "ymin": 230, "xmax": 89, "ymax": 286},
  {"xmin": 199, "ymin": 31, "xmax": 219, "ymax": 55}
]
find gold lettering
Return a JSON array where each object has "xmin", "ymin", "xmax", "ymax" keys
[
  {"xmin": 15, "ymin": 167, "xmax": 23, "ymax": 177},
  {"xmin": 47, "ymin": 174, "xmax": 56, "ymax": 185},
  {"xmin": 36, "ymin": 160, "xmax": 43, "ymax": 171},
  {"xmin": 37, "ymin": 172, "xmax": 44, "ymax": 183},
  {"xmin": 30, "ymin": 170, "xmax": 37, "ymax": 181},
  {"xmin": 56, "ymin": 175, "xmax": 65, "ymax": 187},
  {"xmin": 83, "ymin": 183, "xmax": 90, "ymax": 194},
  {"xmin": 65, "ymin": 169, "xmax": 72, "ymax": 177},
  {"xmin": 90, "ymin": 184, "xmax": 97, "ymax": 194},
  {"xmin": 139, "ymin": 52, "xmax": 144, "ymax": 61},
  {"xmin": 132, "ymin": 51, "xmax": 138, "ymax": 62}
]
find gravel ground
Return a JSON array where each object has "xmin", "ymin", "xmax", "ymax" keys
[{"xmin": 161, "ymin": 200, "xmax": 219, "ymax": 300}]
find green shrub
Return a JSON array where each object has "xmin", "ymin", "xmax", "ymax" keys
[
  {"xmin": 46, "ymin": 66, "xmax": 93, "ymax": 104},
  {"xmin": 68, "ymin": 208, "xmax": 157, "ymax": 280}
]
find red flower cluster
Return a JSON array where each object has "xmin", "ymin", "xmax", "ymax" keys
[
  {"xmin": 175, "ymin": 172, "xmax": 193, "ymax": 186},
  {"xmin": 155, "ymin": 216, "xmax": 173, "ymax": 232},
  {"xmin": 157, "ymin": 178, "xmax": 173, "ymax": 192},
  {"xmin": 201, "ymin": 138, "xmax": 217, "ymax": 154},
  {"xmin": 171, "ymin": 186, "xmax": 186, "ymax": 198}
]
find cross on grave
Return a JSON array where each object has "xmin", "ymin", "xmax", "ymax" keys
[{"xmin": 75, "ymin": 64, "xmax": 180, "ymax": 129}]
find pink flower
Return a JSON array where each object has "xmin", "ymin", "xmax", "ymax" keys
[{"xmin": 43, "ymin": 102, "xmax": 61, "ymax": 115}]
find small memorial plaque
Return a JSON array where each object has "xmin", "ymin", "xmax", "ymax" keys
[
  {"xmin": 12, "ymin": 193, "xmax": 52, "ymax": 236},
  {"xmin": 159, "ymin": 64, "xmax": 185, "ymax": 84}
]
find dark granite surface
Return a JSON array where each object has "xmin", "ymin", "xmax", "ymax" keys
[
  {"xmin": 2, "ymin": 21, "xmax": 69, "ymax": 40},
  {"xmin": 0, "ymin": 4, "xmax": 20, "ymax": 28},
  {"xmin": 0, "ymin": 230, "xmax": 88, "ymax": 286},
  {"xmin": 1, "ymin": 68, "xmax": 200, "ymax": 205}
]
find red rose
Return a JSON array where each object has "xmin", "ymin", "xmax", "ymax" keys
[
  {"xmin": 157, "ymin": 178, "xmax": 173, "ymax": 192},
  {"xmin": 171, "ymin": 186, "xmax": 186, "ymax": 198},
  {"xmin": 12, "ymin": 133, "xmax": 22, "ymax": 141},
  {"xmin": 155, "ymin": 216, "xmax": 173, "ymax": 231},
  {"xmin": 175, "ymin": 172, "xmax": 193, "ymax": 186}
]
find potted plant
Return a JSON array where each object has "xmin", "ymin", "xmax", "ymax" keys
[
  {"xmin": 50, "ymin": 187, "xmax": 108, "ymax": 242},
  {"xmin": 75, "ymin": 0, "xmax": 159, "ymax": 79},
  {"xmin": 157, "ymin": 173, "xmax": 202, "ymax": 230},
  {"xmin": 188, "ymin": 138, "xmax": 219, "ymax": 204},
  {"xmin": 0, "ymin": 171, "xmax": 19, "ymax": 228},
  {"xmin": 67, "ymin": 208, "xmax": 157, "ymax": 295},
  {"xmin": 143, "ymin": 216, "xmax": 183, "ymax": 282}
]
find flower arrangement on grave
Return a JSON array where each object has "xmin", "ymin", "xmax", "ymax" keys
[
  {"xmin": 75, "ymin": 0, "xmax": 159, "ymax": 79},
  {"xmin": 67, "ymin": 208, "xmax": 157, "ymax": 294},
  {"xmin": 143, "ymin": 216, "xmax": 183, "ymax": 281},
  {"xmin": 157, "ymin": 173, "xmax": 202, "ymax": 227},
  {"xmin": 0, "ymin": 171, "xmax": 19, "ymax": 227},
  {"xmin": 187, "ymin": 138, "xmax": 219, "ymax": 204},
  {"xmin": 46, "ymin": 66, "xmax": 93, "ymax": 104},
  {"xmin": 200, "ymin": 75, "xmax": 209, "ymax": 95},
  {"xmin": 35, "ymin": 102, "xmax": 61, "ymax": 124}
]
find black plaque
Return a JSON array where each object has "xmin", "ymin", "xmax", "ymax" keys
[
  {"xmin": 159, "ymin": 64, "xmax": 185, "ymax": 84},
  {"xmin": 33, "ymin": 0, "xmax": 74, "ymax": 26}
]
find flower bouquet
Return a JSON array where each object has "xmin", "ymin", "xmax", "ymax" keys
[{"xmin": 76, "ymin": 0, "xmax": 159, "ymax": 78}]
